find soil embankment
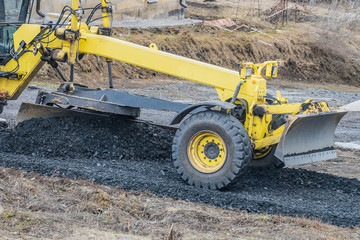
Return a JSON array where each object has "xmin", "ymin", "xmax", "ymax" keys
[{"xmin": 35, "ymin": 25, "xmax": 360, "ymax": 89}]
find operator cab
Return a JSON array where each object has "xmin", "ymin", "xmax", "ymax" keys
[{"xmin": 0, "ymin": 0, "xmax": 31, "ymax": 65}]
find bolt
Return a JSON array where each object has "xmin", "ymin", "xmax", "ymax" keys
[
  {"xmin": 217, "ymin": 143, "xmax": 220, "ymax": 145},
  {"xmin": 202, "ymin": 145, "xmax": 204, "ymax": 147},
  {"xmin": 209, "ymin": 160, "xmax": 211, "ymax": 162},
  {"xmin": 219, "ymin": 155, "xmax": 222, "ymax": 157},
  {"xmin": 206, "ymin": 140, "xmax": 209, "ymax": 143},
  {"xmin": 201, "ymin": 151, "xmax": 203, "ymax": 153},
  {"xmin": 204, "ymin": 157, "xmax": 206, "ymax": 159},
  {"xmin": 215, "ymin": 159, "xmax": 217, "ymax": 161},
  {"xmin": 212, "ymin": 139, "xmax": 214, "ymax": 142}
]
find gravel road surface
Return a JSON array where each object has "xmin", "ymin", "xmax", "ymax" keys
[{"xmin": 0, "ymin": 82, "xmax": 359, "ymax": 227}]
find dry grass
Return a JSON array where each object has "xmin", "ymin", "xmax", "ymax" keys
[{"xmin": 0, "ymin": 166, "xmax": 359, "ymax": 239}]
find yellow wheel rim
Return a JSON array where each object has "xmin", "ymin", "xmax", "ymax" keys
[{"xmin": 187, "ymin": 131, "xmax": 227, "ymax": 174}]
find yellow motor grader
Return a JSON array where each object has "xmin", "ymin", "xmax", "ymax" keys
[{"xmin": 0, "ymin": 0, "xmax": 346, "ymax": 189}]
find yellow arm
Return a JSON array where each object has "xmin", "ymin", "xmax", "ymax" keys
[
  {"xmin": 79, "ymin": 33, "xmax": 240, "ymax": 90},
  {"xmin": 78, "ymin": 32, "xmax": 267, "ymax": 104}
]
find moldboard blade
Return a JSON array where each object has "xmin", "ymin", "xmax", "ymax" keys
[
  {"xmin": 16, "ymin": 102, "xmax": 177, "ymax": 130},
  {"xmin": 274, "ymin": 110, "xmax": 347, "ymax": 166},
  {"xmin": 16, "ymin": 102, "xmax": 106, "ymax": 124}
]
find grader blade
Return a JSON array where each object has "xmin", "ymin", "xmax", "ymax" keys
[
  {"xmin": 274, "ymin": 110, "xmax": 347, "ymax": 166},
  {"xmin": 16, "ymin": 103, "xmax": 104, "ymax": 124}
]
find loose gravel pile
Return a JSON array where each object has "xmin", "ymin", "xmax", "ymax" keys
[
  {"xmin": 1, "ymin": 117, "xmax": 360, "ymax": 228},
  {"xmin": 0, "ymin": 116, "xmax": 174, "ymax": 161}
]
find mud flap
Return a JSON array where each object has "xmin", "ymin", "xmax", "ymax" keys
[
  {"xmin": 274, "ymin": 110, "xmax": 347, "ymax": 166},
  {"xmin": 16, "ymin": 103, "xmax": 106, "ymax": 124}
]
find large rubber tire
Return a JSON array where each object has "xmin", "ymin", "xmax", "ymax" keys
[
  {"xmin": 172, "ymin": 111, "xmax": 252, "ymax": 190},
  {"xmin": 249, "ymin": 145, "xmax": 284, "ymax": 169}
]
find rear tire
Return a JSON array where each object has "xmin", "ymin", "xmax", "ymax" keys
[
  {"xmin": 249, "ymin": 145, "xmax": 284, "ymax": 169},
  {"xmin": 172, "ymin": 111, "xmax": 251, "ymax": 190}
]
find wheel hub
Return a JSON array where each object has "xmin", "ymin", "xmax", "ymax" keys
[
  {"xmin": 204, "ymin": 142, "xmax": 220, "ymax": 159},
  {"xmin": 187, "ymin": 130, "xmax": 227, "ymax": 174}
]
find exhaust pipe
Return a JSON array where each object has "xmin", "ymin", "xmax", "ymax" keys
[
  {"xmin": 36, "ymin": 0, "xmax": 45, "ymax": 18},
  {"xmin": 180, "ymin": 0, "xmax": 187, "ymax": 8}
]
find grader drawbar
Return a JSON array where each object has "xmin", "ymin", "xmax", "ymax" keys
[{"xmin": 0, "ymin": 0, "xmax": 347, "ymax": 189}]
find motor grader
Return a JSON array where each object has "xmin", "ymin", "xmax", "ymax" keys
[{"xmin": 0, "ymin": 0, "xmax": 346, "ymax": 189}]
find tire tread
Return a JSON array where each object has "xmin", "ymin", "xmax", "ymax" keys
[{"xmin": 172, "ymin": 111, "xmax": 252, "ymax": 190}]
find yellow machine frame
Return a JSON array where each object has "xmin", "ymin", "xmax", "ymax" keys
[{"xmin": 0, "ymin": 0, "xmax": 330, "ymax": 152}]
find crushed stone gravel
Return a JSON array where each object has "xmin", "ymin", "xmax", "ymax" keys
[
  {"xmin": 0, "ymin": 116, "xmax": 359, "ymax": 228},
  {"xmin": 0, "ymin": 116, "xmax": 174, "ymax": 161}
]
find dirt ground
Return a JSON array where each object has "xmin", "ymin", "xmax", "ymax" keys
[
  {"xmin": 1, "ymin": 0, "xmax": 360, "ymax": 239},
  {"xmin": 0, "ymin": 167, "xmax": 359, "ymax": 240}
]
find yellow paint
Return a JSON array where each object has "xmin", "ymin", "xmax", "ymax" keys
[
  {"xmin": 0, "ymin": 0, "xmax": 333, "ymax": 151},
  {"xmin": 187, "ymin": 131, "xmax": 227, "ymax": 174},
  {"xmin": 263, "ymin": 103, "xmax": 303, "ymax": 115},
  {"xmin": 13, "ymin": 24, "xmax": 41, "ymax": 51},
  {"xmin": 69, "ymin": 0, "xmax": 79, "ymax": 64},
  {"xmin": 101, "ymin": 0, "xmax": 110, "ymax": 29},
  {"xmin": 0, "ymin": 25, "xmax": 61, "ymax": 100},
  {"xmin": 253, "ymin": 125, "xmax": 284, "ymax": 150}
]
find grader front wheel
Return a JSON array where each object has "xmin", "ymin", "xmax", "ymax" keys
[{"xmin": 172, "ymin": 111, "xmax": 252, "ymax": 190}]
